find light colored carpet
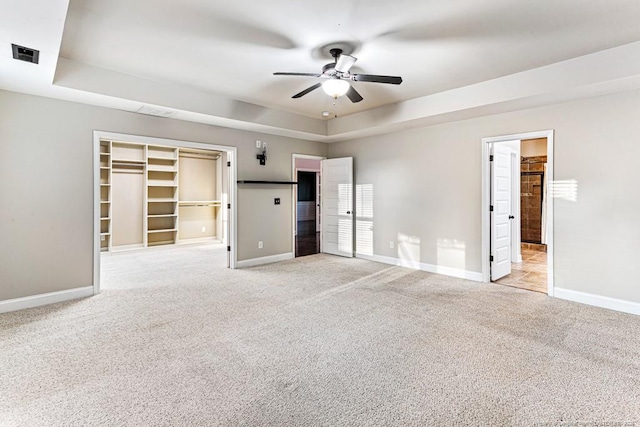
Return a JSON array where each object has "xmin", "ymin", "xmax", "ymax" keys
[{"xmin": 1, "ymin": 244, "xmax": 639, "ymax": 426}]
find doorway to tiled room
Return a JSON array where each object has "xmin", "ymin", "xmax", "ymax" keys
[
  {"xmin": 482, "ymin": 131, "xmax": 554, "ymax": 295},
  {"xmin": 495, "ymin": 138, "xmax": 549, "ymax": 294}
]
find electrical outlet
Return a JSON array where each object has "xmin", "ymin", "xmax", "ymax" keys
[
  {"xmin": 201, "ymin": 226, "xmax": 206, "ymax": 232},
  {"xmin": 256, "ymin": 140, "xmax": 261, "ymax": 148},
  {"xmin": 258, "ymin": 241, "xmax": 263, "ymax": 249},
  {"xmin": 101, "ymin": 235, "xmax": 106, "ymax": 241},
  {"xmin": 262, "ymin": 141, "xmax": 267, "ymax": 150},
  {"xmin": 390, "ymin": 241, "xmax": 395, "ymax": 249}
]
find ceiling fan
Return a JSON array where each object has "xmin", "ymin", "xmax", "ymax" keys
[{"xmin": 273, "ymin": 48, "xmax": 402, "ymax": 103}]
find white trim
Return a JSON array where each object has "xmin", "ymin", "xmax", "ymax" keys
[
  {"xmin": 356, "ymin": 253, "xmax": 484, "ymax": 282},
  {"xmin": 93, "ymin": 133, "xmax": 101, "ymax": 295},
  {"xmin": 481, "ymin": 130, "xmax": 555, "ymax": 297},
  {"xmin": 291, "ymin": 154, "xmax": 325, "ymax": 254},
  {"xmin": 0, "ymin": 287, "xmax": 94, "ymax": 314},
  {"xmin": 510, "ymin": 148, "xmax": 522, "ymax": 263},
  {"xmin": 93, "ymin": 131, "xmax": 239, "ymax": 295},
  {"xmin": 554, "ymin": 288, "xmax": 640, "ymax": 316},
  {"xmin": 236, "ymin": 252, "xmax": 294, "ymax": 268}
]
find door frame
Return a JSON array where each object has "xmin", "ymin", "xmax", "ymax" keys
[
  {"xmin": 481, "ymin": 130, "xmax": 555, "ymax": 296},
  {"xmin": 291, "ymin": 154, "xmax": 325, "ymax": 255},
  {"xmin": 93, "ymin": 131, "xmax": 238, "ymax": 295}
]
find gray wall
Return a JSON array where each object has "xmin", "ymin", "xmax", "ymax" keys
[
  {"xmin": 0, "ymin": 90, "xmax": 327, "ymax": 301},
  {"xmin": 328, "ymin": 89, "xmax": 640, "ymax": 304}
]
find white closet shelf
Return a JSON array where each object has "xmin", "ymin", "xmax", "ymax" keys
[
  {"xmin": 148, "ymin": 182, "xmax": 178, "ymax": 187},
  {"xmin": 100, "ymin": 152, "xmax": 110, "ymax": 156},
  {"xmin": 179, "ymin": 200, "xmax": 221, "ymax": 205},
  {"xmin": 147, "ymin": 166, "xmax": 178, "ymax": 172},
  {"xmin": 100, "ymin": 232, "xmax": 110, "ymax": 236},
  {"xmin": 100, "ymin": 183, "xmax": 111, "ymax": 186},
  {"xmin": 100, "ymin": 166, "xmax": 110, "ymax": 170},
  {"xmin": 147, "ymin": 228, "xmax": 178, "ymax": 233},
  {"xmin": 100, "ymin": 217, "xmax": 111, "ymax": 220},
  {"xmin": 148, "ymin": 198, "xmax": 178, "ymax": 203},
  {"xmin": 100, "ymin": 201, "xmax": 111, "ymax": 204},
  {"xmin": 148, "ymin": 156, "xmax": 177, "ymax": 161},
  {"xmin": 148, "ymin": 214, "xmax": 177, "ymax": 218}
]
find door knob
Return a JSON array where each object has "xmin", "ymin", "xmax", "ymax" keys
[{"xmin": 508, "ymin": 215, "xmax": 515, "ymax": 219}]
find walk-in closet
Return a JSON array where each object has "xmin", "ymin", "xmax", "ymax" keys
[{"xmin": 99, "ymin": 139, "xmax": 227, "ymax": 252}]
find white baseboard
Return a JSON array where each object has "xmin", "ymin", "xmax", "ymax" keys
[
  {"xmin": 236, "ymin": 252, "xmax": 294, "ymax": 268},
  {"xmin": 356, "ymin": 253, "xmax": 484, "ymax": 282},
  {"xmin": 554, "ymin": 288, "xmax": 640, "ymax": 316},
  {"xmin": 0, "ymin": 286, "xmax": 94, "ymax": 314}
]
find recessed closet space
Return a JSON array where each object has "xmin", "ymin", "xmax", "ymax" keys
[
  {"xmin": 99, "ymin": 139, "xmax": 225, "ymax": 253},
  {"xmin": 178, "ymin": 149, "xmax": 222, "ymax": 244}
]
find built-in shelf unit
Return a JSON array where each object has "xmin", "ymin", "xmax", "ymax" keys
[
  {"xmin": 147, "ymin": 145, "xmax": 179, "ymax": 246},
  {"xmin": 99, "ymin": 140, "xmax": 223, "ymax": 252},
  {"xmin": 99, "ymin": 141, "xmax": 112, "ymax": 252}
]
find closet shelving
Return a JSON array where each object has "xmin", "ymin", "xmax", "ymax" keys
[
  {"xmin": 99, "ymin": 141, "xmax": 112, "ymax": 252},
  {"xmin": 99, "ymin": 140, "xmax": 223, "ymax": 251},
  {"xmin": 147, "ymin": 145, "xmax": 179, "ymax": 246}
]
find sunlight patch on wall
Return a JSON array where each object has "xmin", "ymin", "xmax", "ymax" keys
[
  {"xmin": 356, "ymin": 221, "xmax": 374, "ymax": 255},
  {"xmin": 398, "ymin": 233, "xmax": 421, "ymax": 266},
  {"xmin": 356, "ymin": 184, "xmax": 374, "ymax": 218},
  {"xmin": 436, "ymin": 238, "xmax": 466, "ymax": 271},
  {"xmin": 549, "ymin": 179, "xmax": 578, "ymax": 202},
  {"xmin": 355, "ymin": 184, "xmax": 374, "ymax": 255}
]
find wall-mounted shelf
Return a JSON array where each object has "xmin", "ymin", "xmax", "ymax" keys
[{"xmin": 237, "ymin": 180, "xmax": 298, "ymax": 185}]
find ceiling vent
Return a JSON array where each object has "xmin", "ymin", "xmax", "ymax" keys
[
  {"xmin": 12, "ymin": 44, "xmax": 39, "ymax": 64},
  {"xmin": 136, "ymin": 105, "xmax": 176, "ymax": 118}
]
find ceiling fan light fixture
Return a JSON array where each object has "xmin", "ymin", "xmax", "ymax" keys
[{"xmin": 322, "ymin": 79, "xmax": 350, "ymax": 98}]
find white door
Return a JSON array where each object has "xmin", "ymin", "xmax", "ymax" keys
[
  {"xmin": 321, "ymin": 157, "xmax": 353, "ymax": 257},
  {"xmin": 491, "ymin": 144, "xmax": 512, "ymax": 280}
]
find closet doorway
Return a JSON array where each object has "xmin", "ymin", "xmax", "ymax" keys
[
  {"xmin": 292, "ymin": 154, "xmax": 324, "ymax": 257},
  {"xmin": 93, "ymin": 132, "xmax": 237, "ymax": 293}
]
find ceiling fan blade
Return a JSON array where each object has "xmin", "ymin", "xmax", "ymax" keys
[
  {"xmin": 292, "ymin": 83, "xmax": 322, "ymax": 98},
  {"xmin": 335, "ymin": 54, "xmax": 357, "ymax": 73},
  {"xmin": 274, "ymin": 72, "xmax": 322, "ymax": 77},
  {"xmin": 351, "ymin": 74, "xmax": 403, "ymax": 85},
  {"xmin": 345, "ymin": 85, "xmax": 363, "ymax": 103}
]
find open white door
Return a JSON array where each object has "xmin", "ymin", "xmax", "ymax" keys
[
  {"xmin": 321, "ymin": 157, "xmax": 353, "ymax": 257},
  {"xmin": 491, "ymin": 144, "xmax": 512, "ymax": 280}
]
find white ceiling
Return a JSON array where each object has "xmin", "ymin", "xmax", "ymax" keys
[{"xmin": 2, "ymin": 0, "xmax": 640, "ymax": 142}]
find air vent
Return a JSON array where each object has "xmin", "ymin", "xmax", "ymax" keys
[
  {"xmin": 12, "ymin": 44, "xmax": 39, "ymax": 64},
  {"xmin": 136, "ymin": 105, "xmax": 176, "ymax": 118}
]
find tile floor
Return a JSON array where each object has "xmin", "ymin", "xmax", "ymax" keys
[{"xmin": 494, "ymin": 244, "xmax": 547, "ymax": 293}]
